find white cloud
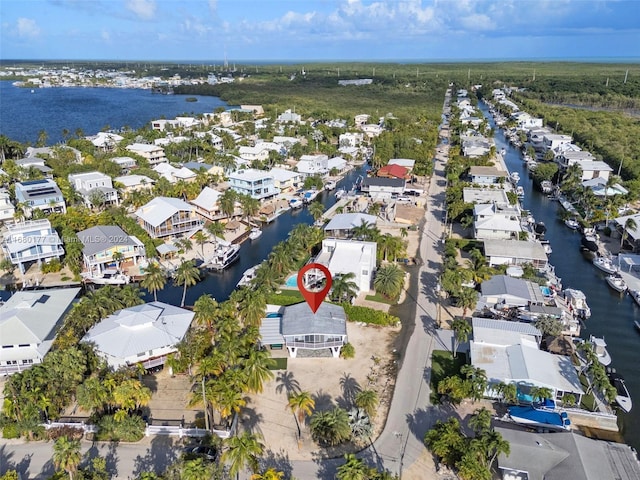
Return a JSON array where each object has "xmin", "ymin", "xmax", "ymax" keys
[
  {"xmin": 125, "ymin": 0, "xmax": 156, "ymax": 20},
  {"xmin": 459, "ymin": 13, "xmax": 495, "ymax": 31},
  {"xmin": 16, "ymin": 18, "xmax": 41, "ymax": 38},
  {"xmin": 101, "ymin": 29, "xmax": 111, "ymax": 42},
  {"xmin": 208, "ymin": 0, "xmax": 218, "ymax": 16}
]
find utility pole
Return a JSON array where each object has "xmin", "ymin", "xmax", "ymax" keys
[{"xmin": 624, "ymin": 69, "xmax": 629, "ymax": 84}]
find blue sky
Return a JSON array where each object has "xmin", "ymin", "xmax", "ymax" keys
[{"xmin": 1, "ymin": 0, "xmax": 639, "ymax": 61}]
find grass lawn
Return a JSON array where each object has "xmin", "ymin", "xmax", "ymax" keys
[
  {"xmin": 365, "ymin": 292, "xmax": 398, "ymax": 305},
  {"xmin": 266, "ymin": 290, "xmax": 305, "ymax": 306},
  {"xmin": 269, "ymin": 357, "xmax": 288, "ymax": 370}
]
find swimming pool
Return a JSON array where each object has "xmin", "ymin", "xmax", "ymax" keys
[
  {"xmin": 540, "ymin": 286, "xmax": 552, "ymax": 296},
  {"xmin": 266, "ymin": 313, "xmax": 283, "ymax": 318},
  {"xmin": 285, "ymin": 274, "xmax": 298, "ymax": 288}
]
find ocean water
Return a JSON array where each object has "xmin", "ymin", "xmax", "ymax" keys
[{"xmin": 0, "ymin": 81, "xmax": 229, "ymax": 145}]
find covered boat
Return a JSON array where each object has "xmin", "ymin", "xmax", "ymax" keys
[{"xmin": 507, "ymin": 405, "xmax": 571, "ymax": 431}]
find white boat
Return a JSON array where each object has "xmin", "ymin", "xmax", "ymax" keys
[
  {"xmin": 236, "ymin": 266, "xmax": 258, "ymax": 288},
  {"xmin": 83, "ymin": 268, "xmax": 130, "ymax": 285},
  {"xmin": 289, "ymin": 198, "xmax": 303, "ymax": 209},
  {"xmin": 593, "ymin": 256, "xmax": 618, "ymax": 275},
  {"xmin": 606, "ymin": 274, "xmax": 627, "ymax": 293},
  {"xmin": 516, "ymin": 186, "xmax": 524, "ymax": 199},
  {"xmin": 630, "ymin": 289, "xmax": 640, "ymax": 307},
  {"xmin": 335, "ymin": 188, "xmax": 346, "ymax": 199},
  {"xmin": 324, "ymin": 180, "xmax": 336, "ymax": 191},
  {"xmin": 302, "ymin": 189, "xmax": 320, "ymax": 203},
  {"xmin": 207, "ymin": 243, "xmax": 240, "ymax": 271},
  {"xmin": 564, "ymin": 288, "xmax": 591, "ymax": 319},
  {"xmin": 500, "ymin": 148, "xmax": 506, "ymax": 156},
  {"xmin": 564, "ymin": 218, "xmax": 580, "ymax": 230},
  {"xmin": 510, "ymin": 172, "xmax": 520, "ymax": 184},
  {"xmin": 608, "ymin": 372, "xmax": 632, "ymax": 413},
  {"xmin": 540, "ymin": 240, "xmax": 552, "ymax": 255},
  {"xmin": 588, "ymin": 335, "xmax": 612, "ymax": 366},
  {"xmin": 248, "ymin": 228, "xmax": 262, "ymax": 240},
  {"xmin": 540, "ymin": 180, "xmax": 554, "ymax": 194}
]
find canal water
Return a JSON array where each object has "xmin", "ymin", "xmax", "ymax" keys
[
  {"xmin": 150, "ymin": 164, "xmax": 367, "ymax": 306},
  {"xmin": 478, "ymin": 101, "xmax": 640, "ymax": 451}
]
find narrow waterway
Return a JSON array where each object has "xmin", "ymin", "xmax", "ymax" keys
[
  {"xmin": 148, "ymin": 164, "xmax": 368, "ymax": 306},
  {"xmin": 478, "ymin": 101, "xmax": 640, "ymax": 451}
]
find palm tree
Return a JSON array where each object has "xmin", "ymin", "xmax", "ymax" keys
[
  {"xmin": 222, "ymin": 431, "xmax": 265, "ymax": 480},
  {"xmin": 468, "ymin": 407, "xmax": 492, "ymax": 436},
  {"xmin": 309, "ymin": 407, "xmax": 351, "ymax": 446},
  {"xmin": 53, "ymin": 436, "xmax": 82, "ymax": 480},
  {"xmin": 621, "ymin": 217, "xmax": 637, "ymax": 249},
  {"xmin": 494, "ymin": 382, "xmax": 518, "ymax": 404},
  {"xmin": 456, "ymin": 287, "xmax": 477, "ymax": 318},
  {"xmin": 451, "ymin": 317, "xmax": 472, "ymax": 358},
  {"xmin": 233, "ymin": 288, "xmax": 267, "ymax": 327},
  {"xmin": 330, "ymin": 272, "xmax": 358, "ymax": 303},
  {"xmin": 175, "ymin": 237, "xmax": 193, "ymax": 256},
  {"xmin": 181, "ymin": 458, "xmax": 212, "ymax": 480},
  {"xmin": 308, "ymin": 201, "xmax": 325, "ymax": 222},
  {"xmin": 174, "ymin": 259, "xmax": 200, "ymax": 307},
  {"xmin": 352, "ymin": 219, "xmax": 378, "ymax": 241},
  {"xmin": 140, "ymin": 261, "xmax": 166, "ymax": 302},
  {"xmin": 240, "ymin": 194, "xmax": 260, "ymax": 222},
  {"xmin": 219, "ymin": 189, "xmax": 237, "ymax": 219},
  {"xmin": 251, "ymin": 468, "xmax": 285, "ymax": 480},
  {"xmin": 207, "ymin": 221, "xmax": 225, "ymax": 248},
  {"xmin": 193, "ymin": 294, "xmax": 219, "ymax": 333},
  {"xmin": 193, "ymin": 230, "xmax": 208, "ymax": 259},
  {"xmin": 336, "ymin": 454, "xmax": 369, "ymax": 480},
  {"xmin": 287, "ymin": 391, "xmax": 315, "ymax": 438},
  {"xmin": 373, "ymin": 264, "xmax": 405, "ymax": 299},
  {"xmin": 241, "ymin": 349, "xmax": 275, "ymax": 394},
  {"xmin": 354, "ymin": 389, "xmax": 378, "ymax": 419}
]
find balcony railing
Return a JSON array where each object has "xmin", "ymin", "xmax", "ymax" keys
[{"xmin": 285, "ymin": 340, "xmax": 345, "ymax": 349}]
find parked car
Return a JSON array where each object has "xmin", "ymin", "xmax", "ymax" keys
[
  {"xmin": 183, "ymin": 445, "xmax": 219, "ymax": 462},
  {"xmin": 396, "ymin": 196, "xmax": 412, "ymax": 204}
]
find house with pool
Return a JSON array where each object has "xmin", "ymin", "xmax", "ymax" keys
[{"xmin": 259, "ymin": 303, "xmax": 347, "ymax": 358}]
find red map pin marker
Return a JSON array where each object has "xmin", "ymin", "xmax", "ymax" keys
[{"xmin": 297, "ymin": 263, "xmax": 332, "ymax": 314}]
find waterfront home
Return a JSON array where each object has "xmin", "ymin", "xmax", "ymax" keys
[
  {"xmin": 543, "ymin": 133, "xmax": 573, "ymax": 152},
  {"xmin": 228, "ymin": 169, "xmax": 278, "ymax": 200},
  {"xmin": 296, "ymin": 154, "xmax": 329, "ymax": 178},
  {"xmin": 0, "ymin": 288, "xmax": 81, "ymax": 376},
  {"xmin": 77, "ymin": 225, "xmax": 146, "ymax": 276},
  {"xmin": 555, "ymin": 150, "xmax": 595, "ymax": 168},
  {"xmin": 361, "ymin": 177, "xmax": 405, "ymax": 199},
  {"xmin": 110, "ymin": 156, "xmax": 137, "ymax": 173},
  {"xmin": 15, "ymin": 157, "xmax": 54, "ymax": 178},
  {"xmin": 339, "ymin": 132, "xmax": 364, "ymax": 147},
  {"xmin": 114, "ymin": 174, "xmax": 155, "ymax": 193},
  {"xmin": 135, "ymin": 196, "xmax": 203, "ymax": 238},
  {"xmin": 2, "ymin": 219, "xmax": 64, "ymax": 273},
  {"xmin": 377, "ymin": 164, "xmax": 410, "ymax": 180},
  {"xmin": 182, "ymin": 162, "xmax": 224, "ymax": 179},
  {"xmin": 461, "ymin": 135, "xmax": 494, "ymax": 158},
  {"xmin": 313, "ymin": 238, "xmax": 376, "ymax": 294},
  {"xmin": 327, "ymin": 156, "xmax": 348, "ymax": 173},
  {"xmin": 479, "ymin": 275, "xmax": 546, "ymax": 309},
  {"xmin": 154, "ymin": 136, "xmax": 190, "ymax": 147},
  {"xmin": 126, "ymin": 143, "xmax": 167, "ymax": 165},
  {"xmin": 87, "ymin": 131, "xmax": 124, "ymax": 152},
  {"xmin": 0, "ymin": 188, "xmax": 16, "ymax": 222},
  {"xmin": 15, "ymin": 179, "xmax": 66, "ymax": 216},
  {"xmin": 354, "ymin": 114, "xmax": 370, "ymax": 126},
  {"xmin": 238, "ymin": 142, "xmax": 279, "ymax": 162},
  {"xmin": 193, "ymin": 131, "xmax": 224, "ymax": 150},
  {"xmin": 473, "ymin": 203, "xmax": 522, "ymax": 240},
  {"xmin": 269, "ymin": 167, "xmax": 302, "ymax": 192},
  {"xmin": 470, "ymin": 317, "xmax": 583, "ymax": 404},
  {"xmin": 277, "ymin": 109, "xmax": 302, "ymax": 124},
  {"xmin": 81, "ymin": 302, "xmax": 194, "ymax": 370},
  {"xmin": 153, "ymin": 163, "xmax": 197, "ymax": 183},
  {"xmin": 582, "ymin": 177, "xmax": 628, "ymax": 197},
  {"xmin": 191, "ymin": 186, "xmax": 223, "ymax": 221},
  {"xmin": 469, "ymin": 166, "xmax": 508, "ymax": 185},
  {"xmin": 573, "ymin": 161, "xmax": 613, "ymax": 182},
  {"xmin": 260, "ymin": 302, "xmax": 347, "ymax": 358},
  {"xmin": 615, "ymin": 214, "xmax": 640, "ymax": 252},
  {"xmin": 388, "ymin": 158, "xmax": 416, "ymax": 171},
  {"xmin": 68, "ymin": 171, "xmax": 119, "ymax": 208},
  {"xmin": 483, "ymin": 239, "xmax": 548, "ymax": 270},
  {"xmin": 463, "ymin": 187, "xmax": 510, "ymax": 205},
  {"xmin": 26, "ymin": 145, "xmax": 82, "ymax": 163},
  {"xmin": 324, "ymin": 213, "xmax": 377, "ymax": 239},
  {"xmin": 496, "ymin": 426, "xmax": 640, "ymax": 480},
  {"xmin": 511, "ymin": 111, "xmax": 543, "ymax": 130}
]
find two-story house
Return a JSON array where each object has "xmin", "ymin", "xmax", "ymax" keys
[
  {"xmin": 269, "ymin": 168, "xmax": 302, "ymax": 193},
  {"xmin": 0, "ymin": 188, "xmax": 16, "ymax": 222},
  {"xmin": 473, "ymin": 203, "xmax": 522, "ymax": 240},
  {"xmin": 228, "ymin": 169, "xmax": 278, "ymax": 200},
  {"xmin": 313, "ymin": 238, "xmax": 377, "ymax": 294},
  {"xmin": 2, "ymin": 219, "xmax": 65, "ymax": 273},
  {"xmin": 296, "ymin": 154, "xmax": 329, "ymax": 178},
  {"xmin": 68, "ymin": 172, "xmax": 119, "ymax": 208},
  {"xmin": 191, "ymin": 187, "xmax": 223, "ymax": 221},
  {"xmin": 15, "ymin": 179, "xmax": 66, "ymax": 216},
  {"xmin": 126, "ymin": 143, "xmax": 167, "ymax": 165},
  {"xmin": 135, "ymin": 197, "xmax": 203, "ymax": 238},
  {"xmin": 114, "ymin": 174, "xmax": 155, "ymax": 193},
  {"xmin": 469, "ymin": 166, "xmax": 508, "ymax": 185},
  {"xmin": 87, "ymin": 132, "xmax": 124, "ymax": 152},
  {"xmin": 153, "ymin": 163, "xmax": 196, "ymax": 184},
  {"xmin": 77, "ymin": 225, "xmax": 146, "ymax": 276}
]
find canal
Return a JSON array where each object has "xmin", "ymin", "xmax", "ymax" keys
[{"xmin": 478, "ymin": 101, "xmax": 640, "ymax": 451}]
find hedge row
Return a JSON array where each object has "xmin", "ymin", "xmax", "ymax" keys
[{"xmin": 342, "ymin": 304, "xmax": 400, "ymax": 326}]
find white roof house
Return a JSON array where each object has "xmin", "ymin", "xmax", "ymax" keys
[
  {"xmin": 388, "ymin": 158, "xmax": 416, "ymax": 169},
  {"xmin": 0, "ymin": 188, "xmax": 16, "ymax": 222},
  {"xmin": 88, "ymin": 131, "xmax": 124, "ymax": 151},
  {"xmin": 114, "ymin": 174, "xmax": 155, "ymax": 192},
  {"xmin": 153, "ymin": 163, "xmax": 196, "ymax": 183},
  {"xmin": 269, "ymin": 167, "xmax": 302, "ymax": 192},
  {"xmin": 110, "ymin": 156, "xmax": 137, "ymax": 171},
  {"xmin": 463, "ymin": 188, "xmax": 510, "ymax": 204},
  {"xmin": 68, "ymin": 171, "xmax": 119, "ymax": 207},
  {"xmin": 81, "ymin": 302, "xmax": 194, "ymax": 369},
  {"xmin": 126, "ymin": 143, "xmax": 166, "ymax": 165},
  {"xmin": 470, "ymin": 317, "xmax": 583, "ymax": 403},
  {"xmin": 2, "ymin": 219, "xmax": 65, "ymax": 274},
  {"xmin": 296, "ymin": 154, "xmax": 329, "ymax": 178},
  {"xmin": 0, "ymin": 288, "xmax": 81, "ymax": 376},
  {"xmin": 191, "ymin": 186, "xmax": 223, "ymax": 221},
  {"xmin": 324, "ymin": 213, "xmax": 377, "ymax": 238},
  {"xmin": 575, "ymin": 161, "xmax": 613, "ymax": 182},
  {"xmin": 314, "ymin": 238, "xmax": 377, "ymax": 294},
  {"xmin": 277, "ymin": 109, "xmax": 302, "ymax": 123},
  {"xmin": 327, "ymin": 156, "xmax": 348, "ymax": 172},
  {"xmin": 135, "ymin": 196, "xmax": 203, "ymax": 238}
]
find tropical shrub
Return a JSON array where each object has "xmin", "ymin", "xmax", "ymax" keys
[
  {"xmin": 40, "ymin": 258, "xmax": 63, "ymax": 273},
  {"xmin": 95, "ymin": 414, "xmax": 145, "ymax": 442},
  {"xmin": 309, "ymin": 408, "xmax": 352, "ymax": 447},
  {"xmin": 2, "ymin": 423, "xmax": 20, "ymax": 439},
  {"xmin": 342, "ymin": 304, "xmax": 399, "ymax": 326},
  {"xmin": 47, "ymin": 425, "xmax": 85, "ymax": 441},
  {"xmin": 340, "ymin": 343, "xmax": 355, "ymax": 359}
]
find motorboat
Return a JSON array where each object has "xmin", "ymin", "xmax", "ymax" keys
[
  {"xmin": 248, "ymin": 228, "xmax": 262, "ymax": 240},
  {"xmin": 516, "ymin": 186, "xmax": 525, "ymax": 199},
  {"xmin": 236, "ymin": 266, "xmax": 258, "ymax": 288},
  {"xmin": 631, "ymin": 290, "xmax": 640, "ymax": 308},
  {"xmin": 302, "ymin": 189, "xmax": 320, "ymax": 204},
  {"xmin": 83, "ymin": 268, "xmax": 130, "ymax": 285},
  {"xmin": 510, "ymin": 172, "xmax": 520, "ymax": 184},
  {"xmin": 588, "ymin": 335, "xmax": 612, "ymax": 366},
  {"xmin": 506, "ymin": 405, "xmax": 571, "ymax": 431},
  {"xmin": 324, "ymin": 180, "xmax": 336, "ymax": 191},
  {"xmin": 540, "ymin": 180, "xmax": 554, "ymax": 194},
  {"xmin": 335, "ymin": 188, "xmax": 347, "ymax": 199},
  {"xmin": 592, "ymin": 256, "xmax": 618, "ymax": 275},
  {"xmin": 608, "ymin": 371, "xmax": 632, "ymax": 413},
  {"xmin": 289, "ymin": 198, "xmax": 303, "ymax": 209},
  {"xmin": 564, "ymin": 288, "xmax": 591, "ymax": 319},
  {"xmin": 207, "ymin": 243, "xmax": 240, "ymax": 271},
  {"xmin": 500, "ymin": 148, "xmax": 507, "ymax": 156},
  {"xmin": 540, "ymin": 240, "xmax": 552, "ymax": 255},
  {"xmin": 565, "ymin": 218, "xmax": 580, "ymax": 230},
  {"xmin": 606, "ymin": 274, "xmax": 627, "ymax": 293},
  {"xmin": 534, "ymin": 222, "xmax": 547, "ymax": 237}
]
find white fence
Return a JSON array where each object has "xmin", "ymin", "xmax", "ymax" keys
[
  {"xmin": 144, "ymin": 425, "xmax": 231, "ymax": 439},
  {"xmin": 43, "ymin": 421, "xmax": 97, "ymax": 434}
]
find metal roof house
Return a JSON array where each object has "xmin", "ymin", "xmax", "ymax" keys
[
  {"xmin": 483, "ymin": 239, "xmax": 548, "ymax": 270},
  {"xmin": 81, "ymin": 302, "xmax": 194, "ymax": 370},
  {"xmin": 479, "ymin": 275, "xmax": 546, "ymax": 308},
  {"xmin": 2, "ymin": 219, "xmax": 65, "ymax": 274},
  {"xmin": 135, "ymin": 196, "xmax": 203, "ymax": 238},
  {"xmin": 324, "ymin": 213, "xmax": 377, "ymax": 239},
  {"xmin": 0, "ymin": 287, "xmax": 81, "ymax": 376},
  {"xmin": 15, "ymin": 179, "xmax": 66, "ymax": 216},
  {"xmin": 264, "ymin": 302, "xmax": 347, "ymax": 358},
  {"xmin": 313, "ymin": 238, "xmax": 376, "ymax": 294},
  {"xmin": 77, "ymin": 225, "xmax": 146, "ymax": 276}
]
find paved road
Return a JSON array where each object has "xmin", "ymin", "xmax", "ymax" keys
[{"xmin": 0, "ymin": 93, "xmax": 452, "ymax": 480}]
